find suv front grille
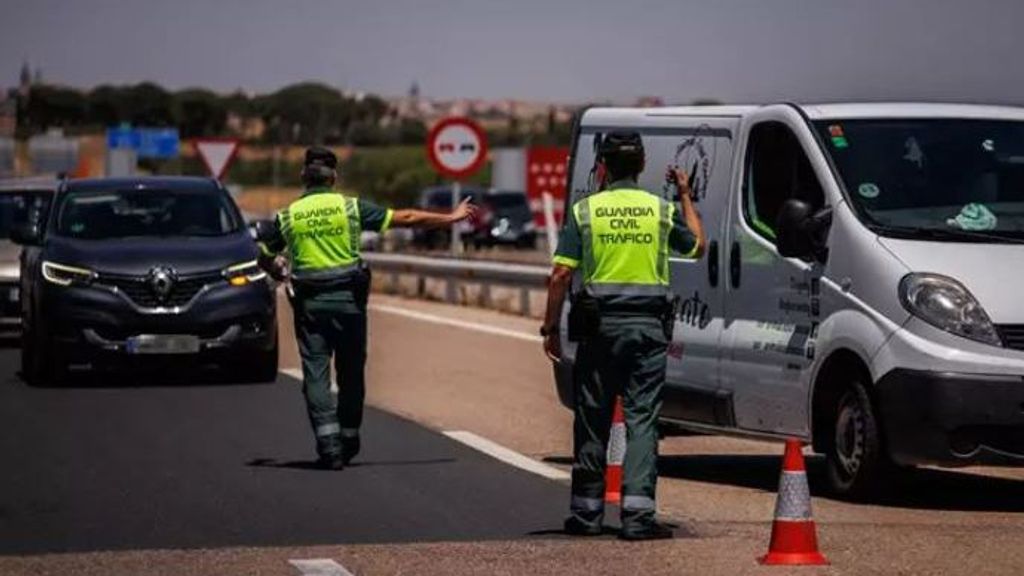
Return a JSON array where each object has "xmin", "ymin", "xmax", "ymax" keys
[
  {"xmin": 98, "ymin": 271, "xmax": 223, "ymax": 309},
  {"xmin": 996, "ymin": 325, "xmax": 1024, "ymax": 351}
]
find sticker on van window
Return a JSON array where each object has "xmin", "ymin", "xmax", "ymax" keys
[
  {"xmin": 858, "ymin": 183, "xmax": 880, "ymax": 199},
  {"xmin": 828, "ymin": 125, "xmax": 849, "ymax": 148}
]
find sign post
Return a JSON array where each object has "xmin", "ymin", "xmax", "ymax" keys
[
  {"xmin": 426, "ymin": 117, "xmax": 488, "ymax": 255},
  {"xmin": 193, "ymin": 138, "xmax": 240, "ymax": 181}
]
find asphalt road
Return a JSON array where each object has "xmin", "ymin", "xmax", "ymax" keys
[
  {"xmin": 4, "ymin": 294, "xmax": 1024, "ymax": 575},
  {"xmin": 0, "ymin": 348, "xmax": 567, "ymax": 556}
]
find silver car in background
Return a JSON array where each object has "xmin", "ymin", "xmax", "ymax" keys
[{"xmin": 0, "ymin": 178, "xmax": 56, "ymax": 334}]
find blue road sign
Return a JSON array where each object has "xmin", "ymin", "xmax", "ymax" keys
[
  {"xmin": 106, "ymin": 127, "xmax": 179, "ymax": 159},
  {"xmin": 107, "ymin": 127, "xmax": 141, "ymax": 151}
]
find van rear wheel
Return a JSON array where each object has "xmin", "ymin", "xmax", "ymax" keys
[{"xmin": 824, "ymin": 376, "xmax": 891, "ymax": 499}]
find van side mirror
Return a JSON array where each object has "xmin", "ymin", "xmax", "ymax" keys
[
  {"xmin": 10, "ymin": 223, "xmax": 41, "ymax": 246},
  {"xmin": 776, "ymin": 199, "xmax": 831, "ymax": 263}
]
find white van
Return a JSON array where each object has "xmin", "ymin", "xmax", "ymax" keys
[{"xmin": 553, "ymin": 103, "xmax": 1024, "ymax": 497}]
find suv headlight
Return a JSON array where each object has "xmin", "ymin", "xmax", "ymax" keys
[
  {"xmin": 42, "ymin": 261, "xmax": 96, "ymax": 287},
  {"xmin": 899, "ymin": 273, "xmax": 1001, "ymax": 346},
  {"xmin": 223, "ymin": 260, "xmax": 267, "ymax": 286}
]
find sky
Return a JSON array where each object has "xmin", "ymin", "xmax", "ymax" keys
[{"xmin": 2, "ymin": 0, "xmax": 1024, "ymax": 104}]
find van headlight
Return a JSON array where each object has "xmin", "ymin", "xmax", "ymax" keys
[
  {"xmin": 42, "ymin": 261, "xmax": 96, "ymax": 287},
  {"xmin": 899, "ymin": 273, "xmax": 1001, "ymax": 346},
  {"xmin": 223, "ymin": 260, "xmax": 267, "ymax": 287}
]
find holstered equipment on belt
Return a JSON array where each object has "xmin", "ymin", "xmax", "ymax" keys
[
  {"xmin": 291, "ymin": 262, "xmax": 372, "ymax": 308},
  {"xmin": 567, "ymin": 290, "xmax": 601, "ymax": 342}
]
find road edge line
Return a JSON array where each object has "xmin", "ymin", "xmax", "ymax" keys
[
  {"xmin": 288, "ymin": 558, "xmax": 355, "ymax": 576},
  {"xmin": 369, "ymin": 303, "xmax": 542, "ymax": 343},
  {"xmin": 443, "ymin": 430, "xmax": 570, "ymax": 481}
]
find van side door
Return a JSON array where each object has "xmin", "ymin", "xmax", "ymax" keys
[
  {"xmin": 722, "ymin": 110, "xmax": 830, "ymax": 436},
  {"xmin": 634, "ymin": 121, "xmax": 738, "ymax": 426}
]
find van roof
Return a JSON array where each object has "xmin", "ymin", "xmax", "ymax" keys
[{"xmin": 581, "ymin": 103, "xmax": 1024, "ymax": 125}]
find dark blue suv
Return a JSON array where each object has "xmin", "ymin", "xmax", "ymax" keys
[{"xmin": 13, "ymin": 177, "xmax": 277, "ymax": 385}]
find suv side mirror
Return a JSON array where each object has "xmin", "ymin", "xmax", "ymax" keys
[
  {"xmin": 776, "ymin": 199, "xmax": 831, "ymax": 263},
  {"xmin": 248, "ymin": 219, "xmax": 275, "ymax": 242},
  {"xmin": 10, "ymin": 223, "xmax": 41, "ymax": 246}
]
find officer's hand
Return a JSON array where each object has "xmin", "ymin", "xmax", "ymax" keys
[
  {"xmin": 450, "ymin": 198, "xmax": 479, "ymax": 223},
  {"xmin": 666, "ymin": 167, "xmax": 692, "ymax": 199},
  {"xmin": 543, "ymin": 333, "xmax": 561, "ymax": 362}
]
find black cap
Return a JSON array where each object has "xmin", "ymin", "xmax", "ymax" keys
[
  {"xmin": 598, "ymin": 131, "xmax": 644, "ymax": 159},
  {"xmin": 304, "ymin": 146, "xmax": 338, "ymax": 169}
]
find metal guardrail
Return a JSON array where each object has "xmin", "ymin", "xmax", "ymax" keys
[{"xmin": 363, "ymin": 252, "xmax": 550, "ymax": 315}]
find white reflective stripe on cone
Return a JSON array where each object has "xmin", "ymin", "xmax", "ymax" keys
[
  {"xmin": 315, "ymin": 423, "xmax": 341, "ymax": 437},
  {"xmin": 341, "ymin": 428, "xmax": 359, "ymax": 438},
  {"xmin": 774, "ymin": 471, "xmax": 813, "ymax": 521},
  {"xmin": 606, "ymin": 422, "xmax": 626, "ymax": 465},
  {"xmin": 621, "ymin": 495, "xmax": 656, "ymax": 511},
  {"xmin": 571, "ymin": 495, "xmax": 604, "ymax": 512}
]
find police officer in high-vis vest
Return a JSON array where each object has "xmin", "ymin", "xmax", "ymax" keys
[
  {"xmin": 541, "ymin": 132, "xmax": 705, "ymax": 540},
  {"xmin": 260, "ymin": 146, "xmax": 477, "ymax": 470}
]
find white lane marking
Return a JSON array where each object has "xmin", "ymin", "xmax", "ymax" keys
[
  {"xmin": 289, "ymin": 558, "xmax": 355, "ymax": 576},
  {"xmin": 444, "ymin": 430, "xmax": 570, "ymax": 481},
  {"xmin": 281, "ymin": 368, "xmax": 338, "ymax": 394},
  {"xmin": 369, "ymin": 303, "xmax": 542, "ymax": 344}
]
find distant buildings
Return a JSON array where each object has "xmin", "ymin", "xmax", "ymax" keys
[{"xmin": 388, "ymin": 80, "xmax": 577, "ymax": 133}]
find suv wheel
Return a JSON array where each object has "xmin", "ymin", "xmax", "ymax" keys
[{"xmin": 824, "ymin": 375, "xmax": 891, "ymax": 499}]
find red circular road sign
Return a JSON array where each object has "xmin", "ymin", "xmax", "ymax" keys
[{"xmin": 426, "ymin": 117, "xmax": 488, "ymax": 180}]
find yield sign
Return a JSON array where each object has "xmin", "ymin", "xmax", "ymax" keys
[{"xmin": 194, "ymin": 138, "xmax": 240, "ymax": 180}]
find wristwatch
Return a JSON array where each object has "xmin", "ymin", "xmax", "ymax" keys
[{"xmin": 540, "ymin": 325, "xmax": 558, "ymax": 337}]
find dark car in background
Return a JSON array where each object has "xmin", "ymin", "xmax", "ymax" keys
[
  {"xmin": 13, "ymin": 177, "xmax": 278, "ymax": 385},
  {"xmin": 411, "ymin": 186, "xmax": 536, "ymax": 249},
  {"xmin": 474, "ymin": 190, "xmax": 537, "ymax": 249},
  {"xmin": 0, "ymin": 178, "xmax": 56, "ymax": 335}
]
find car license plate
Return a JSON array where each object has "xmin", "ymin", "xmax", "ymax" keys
[{"xmin": 126, "ymin": 334, "xmax": 200, "ymax": 355}]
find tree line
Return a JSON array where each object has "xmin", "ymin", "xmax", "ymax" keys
[
  {"xmin": 16, "ymin": 81, "xmax": 423, "ymax": 146},
  {"xmin": 14, "ymin": 81, "xmax": 572, "ymax": 147}
]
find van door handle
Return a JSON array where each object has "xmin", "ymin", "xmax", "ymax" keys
[
  {"xmin": 707, "ymin": 240, "xmax": 719, "ymax": 287},
  {"xmin": 729, "ymin": 241, "xmax": 741, "ymax": 288}
]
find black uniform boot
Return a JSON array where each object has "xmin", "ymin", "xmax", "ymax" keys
[
  {"xmin": 318, "ymin": 452, "xmax": 345, "ymax": 471},
  {"xmin": 563, "ymin": 516, "xmax": 602, "ymax": 536},
  {"xmin": 341, "ymin": 436, "xmax": 361, "ymax": 465}
]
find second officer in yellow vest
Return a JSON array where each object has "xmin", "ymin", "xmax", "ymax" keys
[
  {"xmin": 541, "ymin": 132, "xmax": 705, "ymax": 540},
  {"xmin": 260, "ymin": 147, "xmax": 477, "ymax": 470}
]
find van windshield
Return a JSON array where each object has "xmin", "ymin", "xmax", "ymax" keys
[
  {"xmin": 816, "ymin": 119, "xmax": 1024, "ymax": 242},
  {"xmin": 56, "ymin": 188, "xmax": 242, "ymax": 240}
]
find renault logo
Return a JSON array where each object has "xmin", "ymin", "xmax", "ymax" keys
[{"xmin": 147, "ymin": 267, "xmax": 177, "ymax": 302}]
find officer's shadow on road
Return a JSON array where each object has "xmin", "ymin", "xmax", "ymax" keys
[
  {"xmin": 246, "ymin": 457, "xmax": 457, "ymax": 471},
  {"xmin": 656, "ymin": 453, "xmax": 1024, "ymax": 512}
]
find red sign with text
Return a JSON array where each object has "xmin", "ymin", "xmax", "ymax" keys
[{"xmin": 526, "ymin": 146, "xmax": 569, "ymax": 227}]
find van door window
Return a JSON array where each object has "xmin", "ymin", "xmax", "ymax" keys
[{"xmin": 743, "ymin": 122, "xmax": 825, "ymax": 242}]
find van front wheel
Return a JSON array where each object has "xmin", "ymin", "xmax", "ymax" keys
[{"xmin": 824, "ymin": 377, "xmax": 890, "ymax": 499}]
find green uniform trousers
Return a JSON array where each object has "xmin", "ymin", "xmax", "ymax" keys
[
  {"xmin": 292, "ymin": 288, "xmax": 367, "ymax": 458},
  {"xmin": 570, "ymin": 315, "xmax": 668, "ymax": 531}
]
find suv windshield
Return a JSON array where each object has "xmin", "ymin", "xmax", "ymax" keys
[
  {"xmin": 816, "ymin": 119, "xmax": 1024, "ymax": 241},
  {"xmin": 56, "ymin": 188, "xmax": 241, "ymax": 240},
  {"xmin": 0, "ymin": 191, "xmax": 48, "ymax": 238}
]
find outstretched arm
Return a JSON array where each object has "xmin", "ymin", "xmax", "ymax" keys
[{"xmin": 390, "ymin": 198, "xmax": 478, "ymax": 229}]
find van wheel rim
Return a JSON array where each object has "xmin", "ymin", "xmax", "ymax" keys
[{"xmin": 835, "ymin": 391, "xmax": 866, "ymax": 478}]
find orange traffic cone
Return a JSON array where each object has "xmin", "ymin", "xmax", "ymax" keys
[
  {"xmin": 760, "ymin": 439, "xmax": 828, "ymax": 566},
  {"xmin": 604, "ymin": 396, "xmax": 625, "ymax": 504}
]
